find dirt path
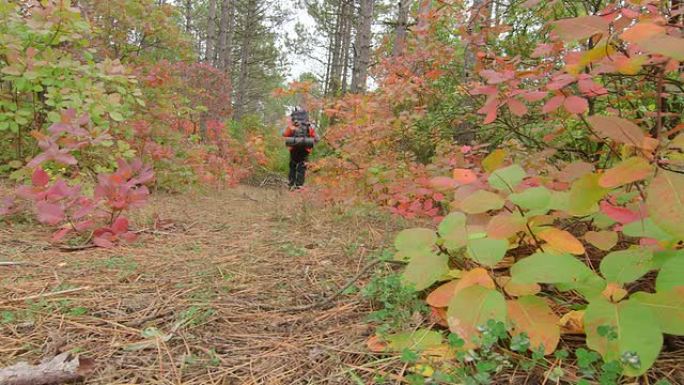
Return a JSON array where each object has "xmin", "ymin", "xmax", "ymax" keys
[{"xmin": 0, "ymin": 186, "xmax": 404, "ymax": 384}]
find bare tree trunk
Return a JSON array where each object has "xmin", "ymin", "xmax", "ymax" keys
[
  {"xmin": 234, "ymin": 0, "xmax": 255, "ymax": 119},
  {"xmin": 328, "ymin": 0, "xmax": 346, "ymax": 95},
  {"xmin": 206, "ymin": 0, "xmax": 217, "ymax": 63},
  {"xmin": 351, "ymin": 0, "xmax": 374, "ymax": 93},
  {"xmin": 185, "ymin": 0, "xmax": 192, "ymax": 33},
  {"xmin": 340, "ymin": 2, "xmax": 353, "ymax": 93},
  {"xmin": 218, "ymin": 0, "xmax": 235, "ymax": 72},
  {"xmin": 392, "ymin": 0, "xmax": 412, "ymax": 57}
]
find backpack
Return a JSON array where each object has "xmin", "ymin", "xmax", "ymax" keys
[{"xmin": 285, "ymin": 109, "xmax": 315, "ymax": 148}]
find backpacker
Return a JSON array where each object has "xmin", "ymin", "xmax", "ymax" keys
[{"xmin": 285, "ymin": 109, "xmax": 316, "ymax": 148}]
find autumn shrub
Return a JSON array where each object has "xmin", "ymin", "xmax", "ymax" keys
[{"xmin": 312, "ymin": 0, "xmax": 684, "ymax": 381}]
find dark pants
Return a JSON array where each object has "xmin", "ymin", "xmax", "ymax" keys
[{"xmin": 288, "ymin": 147, "xmax": 309, "ymax": 187}]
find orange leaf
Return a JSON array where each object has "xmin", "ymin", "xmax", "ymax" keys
[
  {"xmin": 587, "ymin": 115, "xmax": 649, "ymax": 149},
  {"xmin": 598, "ymin": 157, "xmax": 653, "ymax": 188},
  {"xmin": 426, "ymin": 279, "xmax": 460, "ymax": 308},
  {"xmin": 486, "ymin": 213, "xmax": 526, "ymax": 239},
  {"xmin": 453, "ymin": 168, "xmax": 477, "ymax": 184},
  {"xmin": 453, "ymin": 268, "xmax": 495, "ymax": 294},
  {"xmin": 496, "ymin": 276, "xmax": 541, "ymax": 297},
  {"xmin": 551, "ymin": 16, "xmax": 609, "ymax": 42},
  {"xmin": 602, "ymin": 282, "xmax": 628, "ymax": 302},
  {"xmin": 367, "ymin": 335, "xmax": 388, "ymax": 352},
  {"xmin": 537, "ymin": 227, "xmax": 586, "ymax": 255},
  {"xmin": 507, "ymin": 296, "xmax": 561, "ymax": 354},
  {"xmin": 584, "ymin": 230, "xmax": 618, "ymax": 251},
  {"xmin": 621, "ymin": 22, "xmax": 666, "ymax": 44},
  {"xmin": 430, "ymin": 306, "xmax": 449, "ymax": 327}
]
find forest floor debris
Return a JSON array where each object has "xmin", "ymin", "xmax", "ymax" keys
[{"xmin": 0, "ymin": 185, "xmax": 406, "ymax": 384}]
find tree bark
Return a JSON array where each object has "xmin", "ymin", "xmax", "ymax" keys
[
  {"xmin": 392, "ymin": 0, "xmax": 412, "ymax": 57},
  {"xmin": 328, "ymin": 0, "xmax": 346, "ymax": 95},
  {"xmin": 233, "ymin": 0, "xmax": 256, "ymax": 119},
  {"xmin": 218, "ymin": 0, "xmax": 235, "ymax": 72},
  {"xmin": 185, "ymin": 0, "xmax": 192, "ymax": 33},
  {"xmin": 340, "ymin": 2, "xmax": 353, "ymax": 93},
  {"xmin": 206, "ymin": 0, "xmax": 217, "ymax": 63},
  {"xmin": 351, "ymin": 0, "xmax": 374, "ymax": 93}
]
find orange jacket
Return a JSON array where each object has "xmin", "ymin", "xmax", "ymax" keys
[{"xmin": 282, "ymin": 123, "xmax": 319, "ymax": 152}]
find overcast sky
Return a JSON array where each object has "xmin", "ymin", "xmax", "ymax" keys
[{"xmin": 281, "ymin": 3, "xmax": 322, "ymax": 81}]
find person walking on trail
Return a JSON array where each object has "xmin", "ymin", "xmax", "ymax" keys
[{"xmin": 282, "ymin": 107, "xmax": 320, "ymax": 189}]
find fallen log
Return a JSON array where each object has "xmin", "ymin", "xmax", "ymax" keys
[{"xmin": 0, "ymin": 352, "xmax": 94, "ymax": 385}]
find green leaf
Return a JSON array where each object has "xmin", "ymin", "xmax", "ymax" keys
[
  {"xmin": 447, "ymin": 285, "xmax": 507, "ymax": 344},
  {"xmin": 386, "ymin": 329, "xmax": 444, "ymax": 352},
  {"xmin": 402, "ymin": 252, "xmax": 449, "ymax": 291},
  {"xmin": 569, "ymin": 173, "xmax": 608, "ymax": 216},
  {"xmin": 488, "ymin": 165, "xmax": 526, "ymax": 192},
  {"xmin": 647, "ymin": 170, "xmax": 684, "ymax": 240},
  {"xmin": 632, "ymin": 288, "xmax": 684, "ymax": 335},
  {"xmin": 509, "ymin": 187, "xmax": 552, "ymax": 210},
  {"xmin": 460, "ymin": 190, "xmax": 505, "ymax": 214},
  {"xmin": 584, "ymin": 298, "xmax": 662, "ymax": 376},
  {"xmin": 507, "ymin": 296, "xmax": 560, "ymax": 355},
  {"xmin": 653, "ymin": 250, "xmax": 684, "ymax": 269},
  {"xmin": 656, "ymin": 254, "xmax": 684, "ymax": 292},
  {"xmin": 622, "ymin": 218, "xmax": 672, "ymax": 240},
  {"xmin": 599, "ymin": 249, "xmax": 653, "ymax": 284},
  {"xmin": 547, "ymin": 191, "xmax": 571, "ymax": 212},
  {"xmin": 466, "ymin": 238, "xmax": 509, "ymax": 267},
  {"xmin": 511, "ymin": 252, "xmax": 594, "ymax": 285},
  {"xmin": 438, "ymin": 212, "xmax": 467, "ymax": 251},
  {"xmin": 556, "ymin": 274, "xmax": 607, "ymax": 301},
  {"xmin": 394, "ymin": 228, "xmax": 437, "ymax": 261},
  {"xmin": 109, "ymin": 111, "xmax": 125, "ymax": 122}
]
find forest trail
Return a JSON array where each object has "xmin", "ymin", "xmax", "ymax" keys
[{"xmin": 0, "ymin": 185, "xmax": 403, "ymax": 384}]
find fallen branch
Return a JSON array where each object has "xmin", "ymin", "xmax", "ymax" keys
[
  {"xmin": 0, "ymin": 352, "xmax": 95, "ymax": 385},
  {"xmin": 2, "ymin": 287, "xmax": 91, "ymax": 305},
  {"xmin": 0, "ymin": 262, "xmax": 36, "ymax": 267}
]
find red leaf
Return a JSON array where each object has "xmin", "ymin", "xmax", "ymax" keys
[
  {"xmin": 563, "ymin": 96, "xmax": 589, "ymax": 114},
  {"xmin": 507, "ymin": 98, "xmax": 528, "ymax": 117},
  {"xmin": 111, "ymin": 217, "xmax": 130, "ymax": 234},
  {"xmin": 522, "ymin": 91, "xmax": 548, "ymax": 102},
  {"xmin": 32, "ymin": 168, "xmax": 50, "ymax": 187},
  {"xmin": 93, "ymin": 235, "xmax": 115, "ymax": 248},
  {"xmin": 600, "ymin": 201, "xmax": 642, "ymax": 224},
  {"xmin": 542, "ymin": 95, "xmax": 565, "ymax": 113},
  {"xmin": 51, "ymin": 227, "xmax": 72, "ymax": 242},
  {"xmin": 36, "ymin": 201, "xmax": 65, "ymax": 226}
]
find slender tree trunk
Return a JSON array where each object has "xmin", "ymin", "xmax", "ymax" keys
[
  {"xmin": 234, "ymin": 0, "xmax": 255, "ymax": 119},
  {"xmin": 340, "ymin": 3, "xmax": 353, "ymax": 93},
  {"xmin": 351, "ymin": 0, "xmax": 374, "ymax": 93},
  {"xmin": 206, "ymin": 0, "xmax": 217, "ymax": 63},
  {"xmin": 392, "ymin": 0, "xmax": 412, "ymax": 57},
  {"xmin": 185, "ymin": 0, "xmax": 192, "ymax": 33},
  {"xmin": 328, "ymin": 0, "xmax": 346, "ymax": 95},
  {"xmin": 218, "ymin": 0, "xmax": 235, "ymax": 72}
]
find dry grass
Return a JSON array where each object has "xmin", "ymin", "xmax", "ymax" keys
[{"xmin": 0, "ymin": 185, "xmax": 407, "ymax": 384}]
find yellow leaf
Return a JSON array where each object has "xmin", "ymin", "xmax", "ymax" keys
[
  {"xmin": 537, "ymin": 227, "xmax": 586, "ymax": 255},
  {"xmin": 559, "ymin": 310, "xmax": 585, "ymax": 334},
  {"xmin": 482, "ymin": 149, "xmax": 507, "ymax": 172}
]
